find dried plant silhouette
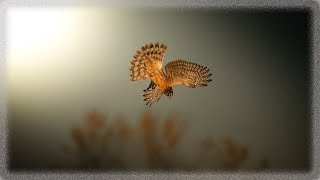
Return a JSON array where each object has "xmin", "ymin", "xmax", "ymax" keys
[{"xmin": 62, "ymin": 110, "xmax": 269, "ymax": 170}]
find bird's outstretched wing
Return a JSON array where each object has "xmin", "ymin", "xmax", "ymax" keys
[
  {"xmin": 130, "ymin": 42, "xmax": 167, "ymax": 81},
  {"xmin": 143, "ymin": 81, "xmax": 163, "ymax": 106},
  {"xmin": 165, "ymin": 60, "xmax": 212, "ymax": 88}
]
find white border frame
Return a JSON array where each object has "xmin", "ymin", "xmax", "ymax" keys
[{"xmin": 0, "ymin": 0, "xmax": 319, "ymax": 179}]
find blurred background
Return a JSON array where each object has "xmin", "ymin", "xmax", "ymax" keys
[{"xmin": 6, "ymin": 7, "xmax": 311, "ymax": 171}]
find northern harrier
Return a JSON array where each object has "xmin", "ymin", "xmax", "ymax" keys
[{"xmin": 130, "ymin": 42, "xmax": 212, "ymax": 106}]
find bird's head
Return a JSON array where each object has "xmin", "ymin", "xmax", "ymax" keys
[{"xmin": 164, "ymin": 87, "xmax": 173, "ymax": 98}]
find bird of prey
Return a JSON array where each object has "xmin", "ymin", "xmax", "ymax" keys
[{"xmin": 130, "ymin": 42, "xmax": 212, "ymax": 106}]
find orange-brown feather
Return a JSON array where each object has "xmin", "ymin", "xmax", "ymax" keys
[
  {"xmin": 150, "ymin": 69, "xmax": 170, "ymax": 92},
  {"xmin": 129, "ymin": 42, "xmax": 167, "ymax": 82}
]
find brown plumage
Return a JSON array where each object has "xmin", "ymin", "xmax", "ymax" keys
[{"xmin": 130, "ymin": 42, "xmax": 212, "ymax": 106}]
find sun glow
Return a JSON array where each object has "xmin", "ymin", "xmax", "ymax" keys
[
  {"xmin": 6, "ymin": 8, "xmax": 96, "ymax": 101},
  {"xmin": 7, "ymin": 8, "xmax": 73, "ymax": 53}
]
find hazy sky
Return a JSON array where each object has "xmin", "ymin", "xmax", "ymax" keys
[{"xmin": 7, "ymin": 7, "xmax": 310, "ymax": 170}]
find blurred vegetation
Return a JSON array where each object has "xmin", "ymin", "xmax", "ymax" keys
[{"xmin": 62, "ymin": 110, "xmax": 269, "ymax": 170}]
